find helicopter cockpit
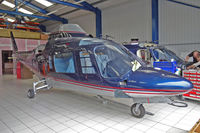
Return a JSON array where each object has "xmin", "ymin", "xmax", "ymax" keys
[{"xmin": 80, "ymin": 38, "xmax": 145, "ymax": 78}]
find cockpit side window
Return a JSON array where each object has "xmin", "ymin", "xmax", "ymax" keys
[
  {"xmin": 79, "ymin": 51, "xmax": 96, "ymax": 74},
  {"xmin": 153, "ymin": 49, "xmax": 169, "ymax": 61},
  {"xmin": 54, "ymin": 52, "xmax": 75, "ymax": 73}
]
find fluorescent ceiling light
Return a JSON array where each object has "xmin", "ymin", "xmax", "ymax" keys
[
  {"xmin": 74, "ymin": 0, "xmax": 86, "ymax": 4},
  {"xmin": 2, "ymin": 1, "xmax": 15, "ymax": 8},
  {"xmin": 24, "ymin": 16, "xmax": 30, "ymax": 21},
  {"xmin": 34, "ymin": 0, "xmax": 53, "ymax": 7},
  {"xmin": 7, "ymin": 18, "xmax": 15, "ymax": 22},
  {"xmin": 19, "ymin": 8, "xmax": 33, "ymax": 14}
]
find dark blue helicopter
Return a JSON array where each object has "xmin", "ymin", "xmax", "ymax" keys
[{"xmin": 11, "ymin": 24, "xmax": 193, "ymax": 118}]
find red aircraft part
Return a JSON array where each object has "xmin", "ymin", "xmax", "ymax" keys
[{"xmin": 17, "ymin": 62, "xmax": 21, "ymax": 79}]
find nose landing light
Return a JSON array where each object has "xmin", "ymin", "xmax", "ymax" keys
[{"xmin": 119, "ymin": 80, "xmax": 127, "ymax": 86}]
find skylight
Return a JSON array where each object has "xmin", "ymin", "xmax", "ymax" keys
[
  {"xmin": 7, "ymin": 18, "xmax": 15, "ymax": 22},
  {"xmin": 19, "ymin": 8, "xmax": 33, "ymax": 14},
  {"xmin": 2, "ymin": 1, "xmax": 15, "ymax": 8},
  {"xmin": 34, "ymin": 0, "xmax": 53, "ymax": 7}
]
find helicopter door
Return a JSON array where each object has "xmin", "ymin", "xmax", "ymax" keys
[{"xmin": 79, "ymin": 51, "xmax": 100, "ymax": 83}]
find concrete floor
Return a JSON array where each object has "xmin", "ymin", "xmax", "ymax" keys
[{"xmin": 0, "ymin": 75, "xmax": 200, "ymax": 133}]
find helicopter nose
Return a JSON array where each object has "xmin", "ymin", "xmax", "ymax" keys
[
  {"xmin": 127, "ymin": 67, "xmax": 193, "ymax": 94},
  {"xmin": 154, "ymin": 76, "xmax": 193, "ymax": 91}
]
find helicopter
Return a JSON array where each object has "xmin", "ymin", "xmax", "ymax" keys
[
  {"xmin": 123, "ymin": 42, "xmax": 188, "ymax": 75},
  {"xmin": 11, "ymin": 24, "xmax": 193, "ymax": 118}
]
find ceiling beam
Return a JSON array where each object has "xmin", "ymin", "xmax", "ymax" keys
[
  {"xmin": 17, "ymin": 0, "xmax": 67, "ymax": 23},
  {"xmin": 0, "ymin": 9, "xmax": 60, "ymax": 21},
  {"xmin": 47, "ymin": 0, "xmax": 93, "ymax": 11},
  {"xmin": 74, "ymin": 0, "xmax": 96, "ymax": 12},
  {"xmin": 74, "ymin": 0, "xmax": 102, "ymax": 37},
  {"xmin": 57, "ymin": 0, "xmax": 108, "ymax": 17},
  {"xmin": 41, "ymin": 0, "xmax": 107, "ymax": 37}
]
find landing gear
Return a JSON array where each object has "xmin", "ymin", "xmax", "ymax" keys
[
  {"xmin": 95, "ymin": 95, "xmax": 147, "ymax": 118},
  {"xmin": 131, "ymin": 103, "xmax": 145, "ymax": 118},
  {"xmin": 27, "ymin": 79, "xmax": 51, "ymax": 99},
  {"xmin": 27, "ymin": 89, "xmax": 35, "ymax": 98}
]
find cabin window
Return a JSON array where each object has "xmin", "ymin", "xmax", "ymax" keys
[
  {"xmin": 137, "ymin": 49, "xmax": 151, "ymax": 62},
  {"xmin": 54, "ymin": 52, "xmax": 75, "ymax": 73},
  {"xmin": 80, "ymin": 51, "xmax": 95, "ymax": 74}
]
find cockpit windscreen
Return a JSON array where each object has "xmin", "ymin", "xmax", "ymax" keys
[{"xmin": 93, "ymin": 39, "xmax": 144, "ymax": 78}]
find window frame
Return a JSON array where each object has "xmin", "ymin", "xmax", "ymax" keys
[{"xmin": 79, "ymin": 51, "xmax": 97, "ymax": 75}]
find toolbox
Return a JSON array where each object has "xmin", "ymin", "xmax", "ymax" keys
[{"xmin": 153, "ymin": 61, "xmax": 177, "ymax": 73}]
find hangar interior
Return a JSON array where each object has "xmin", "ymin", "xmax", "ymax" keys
[{"xmin": 0, "ymin": 0, "xmax": 200, "ymax": 133}]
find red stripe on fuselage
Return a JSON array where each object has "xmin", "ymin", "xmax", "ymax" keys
[
  {"xmin": 20, "ymin": 62, "xmax": 186, "ymax": 95},
  {"xmin": 49, "ymin": 77, "xmax": 185, "ymax": 95},
  {"xmin": 48, "ymin": 76, "xmax": 186, "ymax": 93},
  {"xmin": 53, "ymin": 78, "xmax": 114, "ymax": 92}
]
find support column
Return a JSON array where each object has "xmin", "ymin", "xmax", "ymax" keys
[
  {"xmin": 15, "ymin": 0, "xmax": 18, "ymax": 12},
  {"xmin": 152, "ymin": 0, "xmax": 159, "ymax": 43},
  {"xmin": 95, "ymin": 8, "xmax": 102, "ymax": 38}
]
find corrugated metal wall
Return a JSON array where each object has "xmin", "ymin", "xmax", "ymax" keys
[
  {"xmin": 102, "ymin": 0, "xmax": 152, "ymax": 43},
  {"xmin": 45, "ymin": 0, "xmax": 200, "ymax": 60},
  {"xmin": 68, "ymin": 0, "xmax": 152, "ymax": 43},
  {"xmin": 159, "ymin": 0, "xmax": 200, "ymax": 59},
  {"xmin": 45, "ymin": 0, "xmax": 152, "ymax": 43}
]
